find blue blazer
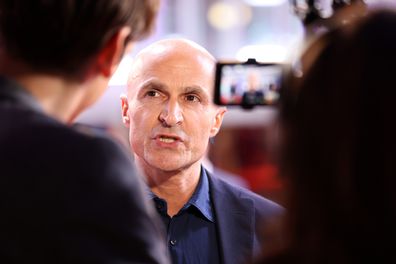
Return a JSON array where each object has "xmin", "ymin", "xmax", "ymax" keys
[{"xmin": 207, "ymin": 170, "xmax": 283, "ymax": 264}]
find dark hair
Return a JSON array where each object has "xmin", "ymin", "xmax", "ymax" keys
[
  {"xmin": 268, "ymin": 8, "xmax": 396, "ymax": 264},
  {"xmin": 0, "ymin": 0, "xmax": 159, "ymax": 78}
]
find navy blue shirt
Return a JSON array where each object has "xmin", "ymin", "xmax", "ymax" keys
[{"xmin": 150, "ymin": 169, "xmax": 221, "ymax": 264}]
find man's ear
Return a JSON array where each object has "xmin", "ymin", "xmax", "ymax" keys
[
  {"xmin": 120, "ymin": 94, "xmax": 130, "ymax": 127},
  {"xmin": 210, "ymin": 107, "xmax": 227, "ymax": 137},
  {"xmin": 96, "ymin": 26, "xmax": 132, "ymax": 77}
]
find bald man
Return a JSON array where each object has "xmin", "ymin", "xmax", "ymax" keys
[{"xmin": 120, "ymin": 39, "xmax": 282, "ymax": 264}]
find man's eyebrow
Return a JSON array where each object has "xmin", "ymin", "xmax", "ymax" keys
[
  {"xmin": 138, "ymin": 78, "xmax": 167, "ymax": 91},
  {"xmin": 182, "ymin": 85, "xmax": 208, "ymax": 95}
]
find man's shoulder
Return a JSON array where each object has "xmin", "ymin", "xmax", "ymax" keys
[{"xmin": 207, "ymin": 171, "xmax": 283, "ymax": 216}]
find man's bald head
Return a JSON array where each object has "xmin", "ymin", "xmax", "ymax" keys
[{"xmin": 127, "ymin": 38, "xmax": 216, "ymax": 98}]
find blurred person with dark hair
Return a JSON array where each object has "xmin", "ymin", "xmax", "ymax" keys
[
  {"xmin": 121, "ymin": 38, "xmax": 283, "ymax": 264},
  {"xmin": 0, "ymin": 0, "xmax": 170, "ymax": 263},
  {"xmin": 257, "ymin": 5, "xmax": 396, "ymax": 264}
]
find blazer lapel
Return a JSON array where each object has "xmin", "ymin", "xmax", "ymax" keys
[{"xmin": 209, "ymin": 175, "xmax": 255, "ymax": 264}]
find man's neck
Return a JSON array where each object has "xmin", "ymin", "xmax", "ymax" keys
[{"xmin": 139, "ymin": 160, "xmax": 202, "ymax": 217}]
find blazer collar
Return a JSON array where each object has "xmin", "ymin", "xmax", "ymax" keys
[{"xmin": 207, "ymin": 169, "xmax": 255, "ymax": 264}]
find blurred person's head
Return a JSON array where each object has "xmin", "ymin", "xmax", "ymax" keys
[
  {"xmin": 0, "ymin": 0, "xmax": 158, "ymax": 79},
  {"xmin": 247, "ymin": 70, "xmax": 260, "ymax": 91},
  {"xmin": 0, "ymin": 0, "xmax": 159, "ymax": 121},
  {"xmin": 121, "ymin": 39, "xmax": 226, "ymax": 179},
  {"xmin": 274, "ymin": 7, "xmax": 396, "ymax": 263}
]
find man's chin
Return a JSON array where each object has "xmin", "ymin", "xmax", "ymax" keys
[
  {"xmin": 152, "ymin": 162, "xmax": 185, "ymax": 173},
  {"xmin": 147, "ymin": 156, "xmax": 192, "ymax": 172}
]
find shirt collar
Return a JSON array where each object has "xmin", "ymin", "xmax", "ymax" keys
[
  {"xmin": 147, "ymin": 166, "xmax": 215, "ymax": 222},
  {"xmin": 187, "ymin": 167, "xmax": 214, "ymax": 222}
]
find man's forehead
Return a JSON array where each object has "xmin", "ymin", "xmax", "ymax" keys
[
  {"xmin": 134, "ymin": 39, "xmax": 214, "ymax": 68},
  {"xmin": 138, "ymin": 39, "xmax": 213, "ymax": 58},
  {"xmin": 142, "ymin": 50, "xmax": 212, "ymax": 69},
  {"xmin": 130, "ymin": 52, "xmax": 214, "ymax": 81}
]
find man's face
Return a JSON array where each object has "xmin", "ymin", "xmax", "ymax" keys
[{"xmin": 122, "ymin": 49, "xmax": 225, "ymax": 172}]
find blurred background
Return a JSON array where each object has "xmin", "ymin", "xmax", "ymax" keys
[{"xmin": 75, "ymin": 0, "xmax": 307, "ymax": 204}]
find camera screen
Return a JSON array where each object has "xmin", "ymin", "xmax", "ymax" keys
[{"xmin": 214, "ymin": 62, "xmax": 283, "ymax": 106}]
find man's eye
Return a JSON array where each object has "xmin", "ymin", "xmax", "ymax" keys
[
  {"xmin": 146, "ymin": 90, "xmax": 160, "ymax": 97},
  {"xmin": 185, "ymin": 94, "xmax": 200, "ymax": 102}
]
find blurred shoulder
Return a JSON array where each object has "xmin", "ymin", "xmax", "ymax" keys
[{"xmin": 6, "ymin": 113, "xmax": 135, "ymax": 182}]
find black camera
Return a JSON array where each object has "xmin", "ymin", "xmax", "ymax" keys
[{"xmin": 214, "ymin": 58, "xmax": 283, "ymax": 109}]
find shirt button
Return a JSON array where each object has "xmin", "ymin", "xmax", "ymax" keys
[{"xmin": 170, "ymin": 239, "xmax": 177, "ymax": 246}]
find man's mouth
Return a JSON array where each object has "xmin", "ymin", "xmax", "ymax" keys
[
  {"xmin": 155, "ymin": 134, "xmax": 182, "ymax": 144},
  {"xmin": 159, "ymin": 136, "xmax": 177, "ymax": 143}
]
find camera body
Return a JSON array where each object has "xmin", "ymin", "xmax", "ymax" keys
[{"xmin": 214, "ymin": 59, "xmax": 283, "ymax": 109}]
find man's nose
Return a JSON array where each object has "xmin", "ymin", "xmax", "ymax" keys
[{"xmin": 158, "ymin": 100, "xmax": 183, "ymax": 127}]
